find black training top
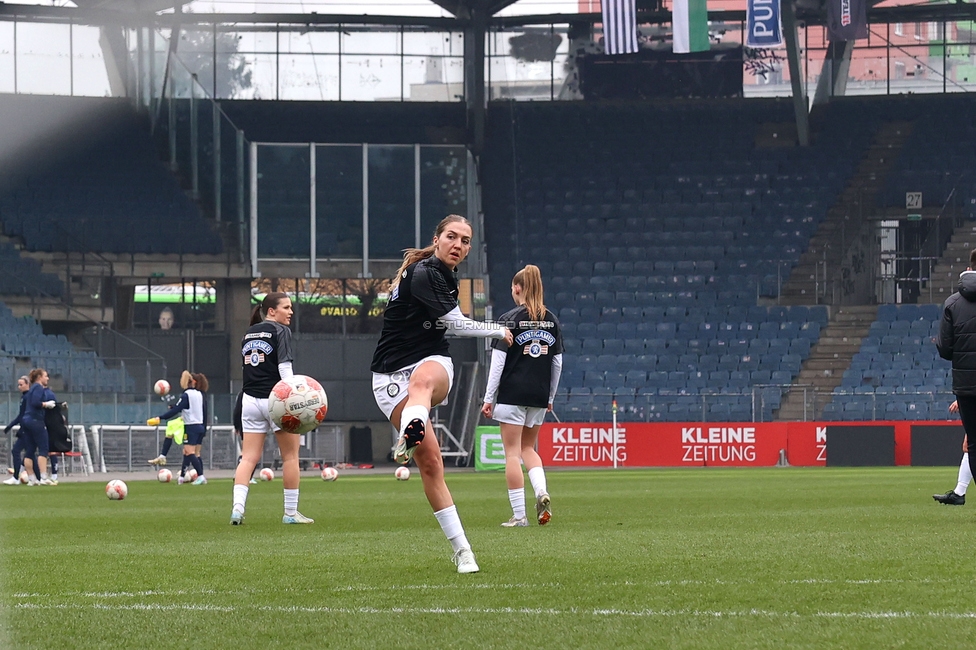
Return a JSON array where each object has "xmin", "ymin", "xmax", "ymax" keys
[
  {"xmin": 492, "ymin": 305, "xmax": 563, "ymax": 408},
  {"xmin": 241, "ymin": 320, "xmax": 293, "ymax": 398},
  {"xmin": 371, "ymin": 255, "xmax": 460, "ymax": 374}
]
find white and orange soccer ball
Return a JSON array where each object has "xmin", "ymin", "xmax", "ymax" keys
[
  {"xmin": 184, "ymin": 468, "xmax": 198, "ymax": 482},
  {"xmin": 268, "ymin": 375, "xmax": 328, "ymax": 435},
  {"xmin": 259, "ymin": 467, "xmax": 274, "ymax": 482},
  {"xmin": 153, "ymin": 379, "xmax": 171, "ymax": 396},
  {"xmin": 321, "ymin": 467, "xmax": 338, "ymax": 481},
  {"xmin": 395, "ymin": 467, "xmax": 410, "ymax": 481},
  {"xmin": 158, "ymin": 468, "xmax": 173, "ymax": 483},
  {"xmin": 106, "ymin": 479, "xmax": 128, "ymax": 500},
  {"xmin": 19, "ymin": 470, "xmax": 29, "ymax": 484}
]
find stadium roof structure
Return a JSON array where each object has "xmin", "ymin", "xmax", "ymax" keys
[
  {"xmin": 3, "ymin": 0, "xmax": 974, "ymax": 28},
  {"xmin": 1, "ymin": 0, "xmax": 973, "ymax": 149}
]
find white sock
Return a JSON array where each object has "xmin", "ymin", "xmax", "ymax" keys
[
  {"xmin": 232, "ymin": 484, "xmax": 249, "ymax": 513},
  {"xmin": 52, "ymin": 474, "xmax": 58, "ymax": 481},
  {"xmin": 508, "ymin": 488, "xmax": 526, "ymax": 519},
  {"xmin": 528, "ymin": 467, "xmax": 548, "ymax": 498},
  {"xmin": 284, "ymin": 488, "xmax": 299, "ymax": 516},
  {"xmin": 433, "ymin": 505, "xmax": 469, "ymax": 553},
  {"xmin": 399, "ymin": 405, "xmax": 430, "ymax": 437},
  {"xmin": 957, "ymin": 453, "xmax": 972, "ymax": 495}
]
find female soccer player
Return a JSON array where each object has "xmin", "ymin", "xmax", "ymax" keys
[
  {"xmin": 229, "ymin": 292, "xmax": 310, "ymax": 525},
  {"xmin": 3, "ymin": 376, "xmax": 37, "ymax": 485},
  {"xmin": 481, "ymin": 265, "xmax": 562, "ymax": 527},
  {"xmin": 148, "ymin": 371, "xmax": 210, "ymax": 485},
  {"xmin": 20, "ymin": 368, "xmax": 58, "ymax": 485},
  {"xmin": 371, "ymin": 214, "xmax": 512, "ymax": 574}
]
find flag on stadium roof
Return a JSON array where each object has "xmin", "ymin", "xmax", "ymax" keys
[
  {"xmin": 673, "ymin": 0, "xmax": 709, "ymax": 54},
  {"xmin": 826, "ymin": 0, "xmax": 868, "ymax": 42},
  {"xmin": 602, "ymin": 0, "xmax": 639, "ymax": 55}
]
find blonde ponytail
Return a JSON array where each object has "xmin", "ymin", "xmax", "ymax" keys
[{"xmin": 513, "ymin": 264, "xmax": 545, "ymax": 321}]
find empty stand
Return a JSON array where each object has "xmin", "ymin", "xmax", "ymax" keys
[
  {"xmin": 0, "ymin": 95, "xmax": 223, "ymax": 255},
  {"xmin": 484, "ymin": 99, "xmax": 852, "ymax": 421},
  {"xmin": 823, "ymin": 304, "xmax": 952, "ymax": 421},
  {"xmin": 0, "ymin": 301, "xmax": 134, "ymax": 393}
]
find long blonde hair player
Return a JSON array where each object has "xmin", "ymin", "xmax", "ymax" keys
[
  {"xmin": 148, "ymin": 371, "xmax": 209, "ymax": 484},
  {"xmin": 481, "ymin": 265, "xmax": 562, "ymax": 527},
  {"xmin": 229, "ymin": 293, "xmax": 310, "ymax": 525},
  {"xmin": 370, "ymin": 215, "xmax": 512, "ymax": 574}
]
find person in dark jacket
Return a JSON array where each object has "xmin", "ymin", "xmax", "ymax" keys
[
  {"xmin": 936, "ymin": 252, "xmax": 976, "ymax": 486},
  {"xmin": 21, "ymin": 368, "xmax": 58, "ymax": 485},
  {"xmin": 3, "ymin": 376, "xmax": 37, "ymax": 485}
]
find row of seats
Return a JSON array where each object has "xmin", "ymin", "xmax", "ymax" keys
[
  {"xmin": 828, "ymin": 304, "xmax": 950, "ymax": 420},
  {"xmin": 483, "ymin": 98, "xmax": 969, "ymax": 420},
  {"xmin": 0, "ymin": 95, "xmax": 223, "ymax": 255},
  {"xmin": 0, "ymin": 301, "xmax": 135, "ymax": 393}
]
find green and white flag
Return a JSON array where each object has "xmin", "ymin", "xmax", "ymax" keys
[{"xmin": 672, "ymin": 0, "xmax": 709, "ymax": 54}]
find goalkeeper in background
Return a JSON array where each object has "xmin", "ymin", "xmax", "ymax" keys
[{"xmin": 148, "ymin": 371, "xmax": 210, "ymax": 485}]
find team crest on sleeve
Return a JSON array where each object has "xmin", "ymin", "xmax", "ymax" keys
[
  {"xmin": 243, "ymin": 340, "xmax": 273, "ymax": 366},
  {"xmin": 516, "ymin": 330, "xmax": 556, "ymax": 358}
]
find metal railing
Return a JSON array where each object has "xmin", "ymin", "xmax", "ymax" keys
[
  {"xmin": 554, "ymin": 389, "xmax": 957, "ymax": 424},
  {"xmin": 3, "ymin": 424, "xmax": 345, "ymax": 474}
]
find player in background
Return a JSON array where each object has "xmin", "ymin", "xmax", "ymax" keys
[
  {"xmin": 230, "ymin": 293, "xmax": 310, "ymax": 525},
  {"xmin": 4, "ymin": 376, "xmax": 38, "ymax": 485},
  {"xmin": 936, "ymin": 252, "xmax": 976, "ymax": 502},
  {"xmin": 933, "ymin": 400, "xmax": 970, "ymax": 505},
  {"xmin": 481, "ymin": 265, "xmax": 561, "ymax": 527},
  {"xmin": 148, "ymin": 371, "xmax": 210, "ymax": 485},
  {"xmin": 20, "ymin": 368, "xmax": 58, "ymax": 485},
  {"xmin": 147, "ymin": 387, "xmax": 185, "ymax": 469},
  {"xmin": 371, "ymin": 215, "xmax": 512, "ymax": 574},
  {"xmin": 44, "ymin": 393, "xmax": 69, "ymax": 485},
  {"xmin": 231, "ymin": 390, "xmax": 257, "ymax": 484}
]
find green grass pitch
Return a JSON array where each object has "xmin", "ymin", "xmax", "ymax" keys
[{"xmin": 2, "ymin": 467, "xmax": 975, "ymax": 649}]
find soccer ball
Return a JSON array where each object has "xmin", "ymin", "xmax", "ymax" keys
[
  {"xmin": 268, "ymin": 375, "xmax": 328, "ymax": 435},
  {"xmin": 19, "ymin": 470, "xmax": 28, "ymax": 484},
  {"xmin": 106, "ymin": 479, "xmax": 128, "ymax": 500},
  {"xmin": 158, "ymin": 469, "xmax": 173, "ymax": 483},
  {"xmin": 153, "ymin": 379, "xmax": 170, "ymax": 396},
  {"xmin": 184, "ymin": 467, "xmax": 198, "ymax": 482},
  {"xmin": 395, "ymin": 467, "xmax": 410, "ymax": 481},
  {"xmin": 259, "ymin": 467, "xmax": 274, "ymax": 482},
  {"xmin": 321, "ymin": 467, "xmax": 338, "ymax": 481}
]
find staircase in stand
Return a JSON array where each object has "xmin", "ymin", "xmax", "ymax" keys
[
  {"xmin": 780, "ymin": 121, "xmax": 914, "ymax": 305},
  {"xmin": 926, "ymin": 221, "xmax": 976, "ymax": 303},
  {"xmin": 775, "ymin": 305, "xmax": 877, "ymax": 421}
]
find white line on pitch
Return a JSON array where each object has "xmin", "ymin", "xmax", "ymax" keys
[
  {"xmin": 8, "ymin": 577, "xmax": 956, "ymax": 601},
  {"xmin": 11, "ymin": 603, "xmax": 976, "ymax": 619}
]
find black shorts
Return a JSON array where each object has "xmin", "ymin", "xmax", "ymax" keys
[{"xmin": 184, "ymin": 425, "xmax": 206, "ymax": 446}]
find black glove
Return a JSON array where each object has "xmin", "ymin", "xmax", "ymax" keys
[{"xmin": 3, "ymin": 426, "xmax": 10, "ymax": 434}]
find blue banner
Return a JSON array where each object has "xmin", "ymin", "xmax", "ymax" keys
[{"xmin": 746, "ymin": 0, "xmax": 783, "ymax": 48}]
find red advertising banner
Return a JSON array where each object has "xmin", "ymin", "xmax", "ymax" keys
[
  {"xmin": 539, "ymin": 421, "xmax": 961, "ymax": 468},
  {"xmin": 540, "ymin": 422, "xmax": 788, "ymax": 468},
  {"xmin": 786, "ymin": 422, "xmax": 827, "ymax": 467}
]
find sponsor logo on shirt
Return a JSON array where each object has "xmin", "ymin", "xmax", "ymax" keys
[
  {"xmin": 515, "ymin": 330, "xmax": 556, "ymax": 346},
  {"xmin": 243, "ymin": 340, "xmax": 273, "ymax": 366},
  {"xmin": 516, "ymin": 330, "xmax": 556, "ymax": 358},
  {"xmin": 518, "ymin": 321, "xmax": 555, "ymax": 329}
]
